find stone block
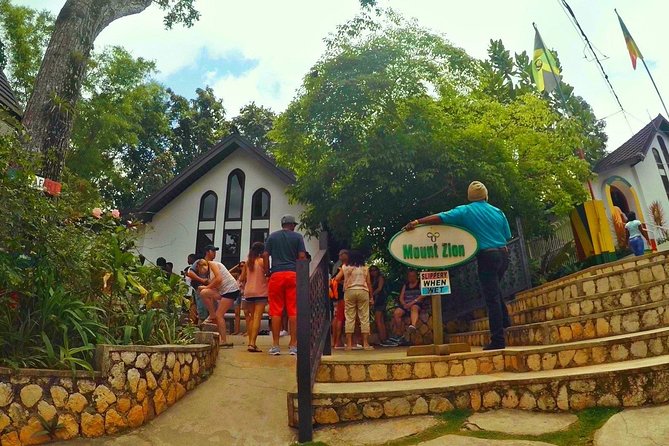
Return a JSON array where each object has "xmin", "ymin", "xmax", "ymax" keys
[
  {"xmin": 557, "ymin": 385, "xmax": 569, "ymax": 410},
  {"xmin": 65, "ymin": 393, "xmax": 87, "ymax": 413},
  {"xmin": 583, "ymin": 320, "xmax": 596, "ymax": 339},
  {"xmin": 571, "ymin": 322, "xmax": 584, "ymax": 340},
  {"xmin": 153, "ymin": 388, "xmax": 167, "ymax": 415},
  {"xmin": 19, "ymin": 384, "xmax": 42, "ymax": 408},
  {"xmin": 482, "ymin": 391, "xmax": 501, "ymax": 408},
  {"xmin": 518, "ymin": 392, "xmax": 536, "ymax": 410},
  {"xmin": 610, "ymin": 315, "xmax": 622, "ymax": 333},
  {"xmin": 650, "ymin": 286, "xmax": 663, "ymax": 302},
  {"xmin": 383, "ymin": 398, "xmax": 410, "ymax": 417},
  {"xmin": 597, "ymin": 394, "xmax": 620, "ymax": 407},
  {"xmin": 135, "ymin": 353, "xmax": 150, "ymax": 369},
  {"xmin": 610, "ymin": 275, "xmax": 622, "ymax": 290},
  {"xmin": 315, "ymin": 365, "xmax": 331, "ymax": 382},
  {"xmin": 92, "ymin": 385, "xmax": 116, "ymax": 413},
  {"xmin": 19, "ymin": 417, "xmax": 50, "ymax": 445},
  {"xmin": 36, "ymin": 401, "xmax": 56, "ymax": 422},
  {"xmin": 622, "ymin": 313, "xmax": 640, "ymax": 332},
  {"xmin": 455, "ymin": 392, "xmax": 471, "ymax": 409},
  {"xmin": 568, "ymin": 303, "xmax": 580, "ymax": 317},
  {"xmin": 0, "ymin": 383, "xmax": 12, "ymax": 408},
  {"xmin": 650, "ymin": 338, "xmax": 665, "ymax": 355},
  {"xmin": 573, "ymin": 350, "xmax": 589, "ymax": 366},
  {"xmin": 412, "ymin": 397, "xmax": 428, "ymax": 415},
  {"xmin": 121, "ymin": 351, "xmax": 137, "ymax": 366},
  {"xmin": 596, "ymin": 277, "xmax": 610, "ymax": 294},
  {"xmin": 362, "ymin": 402, "xmax": 383, "ymax": 419},
  {"xmin": 591, "ymin": 346, "xmax": 608, "ymax": 364},
  {"xmin": 558, "ymin": 350, "xmax": 575, "ymax": 368},
  {"xmin": 433, "ymin": 362, "xmax": 449, "ymax": 377},
  {"xmin": 631, "ymin": 340, "xmax": 649, "ymax": 358},
  {"xmin": 463, "ymin": 359, "xmax": 477, "ymax": 376},
  {"xmin": 339, "ymin": 402, "xmax": 362, "ymax": 422},
  {"xmin": 81, "ymin": 412, "xmax": 105, "ymax": 438},
  {"xmin": 642, "ymin": 310, "xmax": 660, "ymax": 328},
  {"xmin": 570, "ymin": 393, "xmax": 596, "ymax": 410},
  {"xmin": 624, "ymin": 271, "xmax": 639, "ymax": 287},
  {"xmin": 146, "ymin": 372, "xmax": 157, "ymax": 390},
  {"xmin": 349, "ymin": 365, "xmax": 366, "ymax": 382},
  {"xmin": 570, "ymin": 380, "xmax": 596, "ymax": 392},
  {"xmin": 479, "ymin": 360, "xmax": 494, "ymax": 374},
  {"xmin": 391, "ymin": 363, "xmax": 412, "ymax": 380},
  {"xmin": 582, "ymin": 281, "xmax": 596, "ymax": 296},
  {"xmin": 50, "ymin": 386, "xmax": 68, "ymax": 408},
  {"xmin": 502, "ymin": 389, "xmax": 519, "ymax": 409},
  {"xmin": 558, "ymin": 326, "xmax": 572, "ymax": 342},
  {"xmin": 596, "ymin": 318, "xmax": 610, "ymax": 337},
  {"xmin": 611, "ymin": 344, "xmax": 629, "ymax": 361},
  {"xmin": 105, "ymin": 409, "xmax": 127, "ymax": 434},
  {"xmin": 640, "ymin": 268, "xmax": 654, "ymax": 283},
  {"xmin": 77, "ymin": 380, "xmax": 96, "ymax": 394},
  {"xmin": 314, "ymin": 407, "xmax": 339, "ymax": 424},
  {"xmin": 55, "ymin": 414, "xmax": 79, "ymax": 441},
  {"xmin": 542, "ymin": 353, "xmax": 557, "ymax": 371},
  {"xmin": 537, "ymin": 394, "xmax": 556, "ymax": 411},
  {"xmin": 414, "ymin": 363, "xmax": 432, "ymax": 379},
  {"xmin": 429, "ymin": 396, "xmax": 454, "ymax": 413},
  {"xmin": 127, "ymin": 405, "xmax": 145, "ymax": 428},
  {"xmin": 470, "ymin": 390, "xmax": 482, "ymax": 411},
  {"xmin": 150, "ymin": 353, "xmax": 166, "ymax": 375},
  {"xmin": 449, "ymin": 363, "xmax": 463, "ymax": 376}
]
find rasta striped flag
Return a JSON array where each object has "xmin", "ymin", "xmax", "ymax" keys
[
  {"xmin": 615, "ymin": 10, "xmax": 642, "ymax": 70},
  {"xmin": 532, "ymin": 28, "xmax": 561, "ymax": 93}
]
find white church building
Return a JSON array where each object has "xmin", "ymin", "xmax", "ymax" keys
[
  {"xmin": 135, "ymin": 134, "xmax": 320, "ymax": 272},
  {"xmin": 592, "ymin": 114, "xmax": 669, "ymax": 251}
]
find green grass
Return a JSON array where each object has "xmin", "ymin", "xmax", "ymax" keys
[
  {"xmin": 387, "ymin": 408, "xmax": 620, "ymax": 446},
  {"xmin": 294, "ymin": 408, "xmax": 620, "ymax": 446}
]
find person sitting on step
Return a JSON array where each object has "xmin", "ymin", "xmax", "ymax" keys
[{"xmin": 382, "ymin": 270, "xmax": 425, "ymax": 347}]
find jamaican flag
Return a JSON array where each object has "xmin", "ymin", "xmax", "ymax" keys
[
  {"xmin": 532, "ymin": 29, "xmax": 561, "ymax": 93},
  {"xmin": 615, "ymin": 10, "xmax": 642, "ymax": 70}
]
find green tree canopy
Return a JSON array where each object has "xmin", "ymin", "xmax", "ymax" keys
[
  {"xmin": 271, "ymin": 10, "xmax": 593, "ymax": 253},
  {"xmin": 231, "ymin": 102, "xmax": 276, "ymax": 150}
]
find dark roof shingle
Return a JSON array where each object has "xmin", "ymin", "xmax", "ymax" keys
[
  {"xmin": 594, "ymin": 114, "xmax": 669, "ymax": 173},
  {"xmin": 135, "ymin": 134, "xmax": 294, "ymax": 221},
  {"xmin": 0, "ymin": 69, "xmax": 21, "ymax": 119}
]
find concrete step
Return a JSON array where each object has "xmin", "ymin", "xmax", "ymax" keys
[
  {"xmin": 509, "ymin": 256, "xmax": 669, "ymax": 314},
  {"xmin": 288, "ymin": 354, "xmax": 669, "ymax": 426},
  {"xmin": 315, "ymin": 327, "xmax": 669, "ymax": 382},
  {"xmin": 513, "ymin": 252, "xmax": 666, "ymax": 305},
  {"xmin": 449, "ymin": 299, "xmax": 669, "ymax": 346},
  {"xmin": 469, "ymin": 278, "xmax": 669, "ymax": 331}
]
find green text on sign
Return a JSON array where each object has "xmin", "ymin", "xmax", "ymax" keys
[{"xmin": 388, "ymin": 224, "xmax": 479, "ymax": 269}]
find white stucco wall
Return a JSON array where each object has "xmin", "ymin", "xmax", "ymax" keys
[
  {"xmin": 136, "ymin": 148, "xmax": 320, "ymax": 273},
  {"xmin": 594, "ymin": 131, "xmax": 669, "ymax": 250}
]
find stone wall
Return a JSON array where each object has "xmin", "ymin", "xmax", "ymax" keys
[
  {"xmin": 0, "ymin": 333, "xmax": 218, "ymax": 445},
  {"xmin": 290, "ymin": 362, "xmax": 669, "ymax": 426}
]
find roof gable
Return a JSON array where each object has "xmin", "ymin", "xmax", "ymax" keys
[
  {"xmin": 0, "ymin": 69, "xmax": 22, "ymax": 119},
  {"xmin": 136, "ymin": 134, "xmax": 294, "ymax": 220},
  {"xmin": 594, "ymin": 114, "xmax": 669, "ymax": 173}
]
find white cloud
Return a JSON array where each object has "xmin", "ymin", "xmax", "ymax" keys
[{"xmin": 14, "ymin": 0, "xmax": 669, "ymax": 151}]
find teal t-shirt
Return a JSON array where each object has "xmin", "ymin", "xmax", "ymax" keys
[
  {"xmin": 438, "ymin": 201, "xmax": 511, "ymax": 250},
  {"xmin": 625, "ymin": 220, "xmax": 643, "ymax": 239}
]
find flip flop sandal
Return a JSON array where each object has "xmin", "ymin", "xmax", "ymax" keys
[{"xmin": 248, "ymin": 345, "xmax": 262, "ymax": 353}]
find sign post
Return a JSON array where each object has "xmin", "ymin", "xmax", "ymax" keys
[{"xmin": 388, "ymin": 224, "xmax": 478, "ymax": 354}]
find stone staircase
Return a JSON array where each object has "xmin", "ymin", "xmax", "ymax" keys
[{"xmin": 287, "ymin": 252, "xmax": 669, "ymax": 427}]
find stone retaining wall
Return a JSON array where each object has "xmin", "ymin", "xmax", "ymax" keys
[
  {"xmin": 318, "ymin": 327, "xmax": 669, "ymax": 382},
  {"xmin": 290, "ymin": 362, "xmax": 669, "ymax": 426},
  {"xmin": 452, "ymin": 299, "xmax": 669, "ymax": 347},
  {"xmin": 0, "ymin": 333, "xmax": 218, "ymax": 445},
  {"xmin": 511, "ymin": 256, "xmax": 667, "ymax": 313},
  {"xmin": 470, "ymin": 279, "xmax": 669, "ymax": 331}
]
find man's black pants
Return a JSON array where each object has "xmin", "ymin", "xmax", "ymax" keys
[{"xmin": 477, "ymin": 249, "xmax": 511, "ymax": 346}]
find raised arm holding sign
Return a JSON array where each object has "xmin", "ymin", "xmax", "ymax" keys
[{"xmin": 403, "ymin": 181, "xmax": 512, "ymax": 351}]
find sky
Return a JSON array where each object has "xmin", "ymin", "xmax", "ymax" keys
[{"xmin": 14, "ymin": 0, "xmax": 669, "ymax": 153}]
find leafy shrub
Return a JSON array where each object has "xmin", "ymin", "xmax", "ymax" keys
[{"xmin": 0, "ymin": 134, "xmax": 191, "ymax": 370}]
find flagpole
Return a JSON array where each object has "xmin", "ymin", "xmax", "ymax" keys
[
  {"xmin": 640, "ymin": 58, "xmax": 669, "ymax": 118},
  {"xmin": 532, "ymin": 23, "xmax": 570, "ymax": 113}
]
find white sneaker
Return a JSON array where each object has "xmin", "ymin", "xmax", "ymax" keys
[{"xmin": 279, "ymin": 330, "xmax": 289, "ymax": 337}]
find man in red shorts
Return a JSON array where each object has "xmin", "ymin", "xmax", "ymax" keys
[{"xmin": 263, "ymin": 215, "xmax": 306, "ymax": 355}]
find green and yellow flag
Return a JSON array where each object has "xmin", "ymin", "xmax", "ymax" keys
[
  {"xmin": 532, "ymin": 28, "xmax": 561, "ymax": 93},
  {"xmin": 615, "ymin": 10, "xmax": 642, "ymax": 70}
]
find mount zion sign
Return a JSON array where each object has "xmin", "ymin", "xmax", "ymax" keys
[{"xmin": 388, "ymin": 224, "xmax": 478, "ymax": 269}]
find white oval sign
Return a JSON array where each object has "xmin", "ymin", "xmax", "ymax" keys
[{"xmin": 388, "ymin": 224, "xmax": 479, "ymax": 269}]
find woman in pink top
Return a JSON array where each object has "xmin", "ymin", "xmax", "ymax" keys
[
  {"xmin": 239, "ymin": 242, "xmax": 269, "ymax": 352},
  {"xmin": 335, "ymin": 250, "xmax": 373, "ymax": 351}
]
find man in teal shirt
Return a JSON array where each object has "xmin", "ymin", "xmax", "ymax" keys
[{"xmin": 404, "ymin": 181, "xmax": 512, "ymax": 350}]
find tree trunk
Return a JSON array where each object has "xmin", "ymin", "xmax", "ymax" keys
[{"xmin": 22, "ymin": 0, "xmax": 152, "ymax": 181}]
